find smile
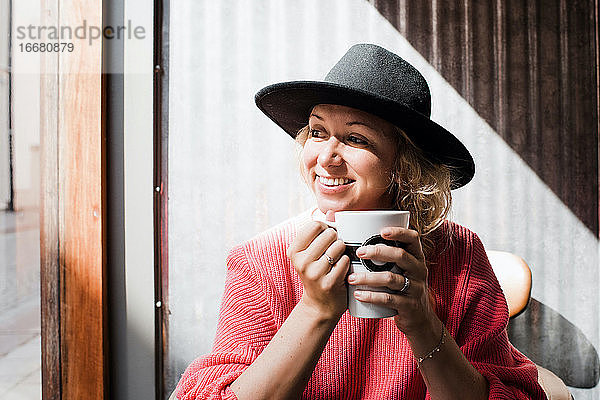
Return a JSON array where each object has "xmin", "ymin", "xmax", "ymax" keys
[{"xmin": 317, "ymin": 175, "xmax": 355, "ymax": 187}]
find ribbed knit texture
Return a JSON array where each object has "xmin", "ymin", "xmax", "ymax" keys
[{"xmin": 175, "ymin": 213, "xmax": 546, "ymax": 399}]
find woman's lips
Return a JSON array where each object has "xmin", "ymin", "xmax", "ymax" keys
[{"xmin": 316, "ymin": 175, "xmax": 355, "ymax": 194}]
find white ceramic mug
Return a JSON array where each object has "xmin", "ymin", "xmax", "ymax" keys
[{"xmin": 325, "ymin": 210, "xmax": 410, "ymax": 318}]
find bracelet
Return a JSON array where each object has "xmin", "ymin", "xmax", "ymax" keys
[{"xmin": 416, "ymin": 325, "xmax": 447, "ymax": 368}]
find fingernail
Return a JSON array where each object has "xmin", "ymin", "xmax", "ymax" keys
[
  {"xmin": 354, "ymin": 291, "xmax": 364, "ymax": 299},
  {"xmin": 381, "ymin": 228, "xmax": 392, "ymax": 237},
  {"xmin": 356, "ymin": 247, "xmax": 366, "ymax": 257},
  {"xmin": 347, "ymin": 273, "xmax": 357, "ymax": 283}
]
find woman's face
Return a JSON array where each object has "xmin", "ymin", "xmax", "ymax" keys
[{"xmin": 302, "ymin": 104, "xmax": 398, "ymax": 213}]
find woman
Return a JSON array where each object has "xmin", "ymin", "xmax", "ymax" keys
[{"xmin": 175, "ymin": 44, "xmax": 546, "ymax": 399}]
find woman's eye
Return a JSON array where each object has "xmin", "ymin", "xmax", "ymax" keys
[
  {"xmin": 348, "ymin": 135, "xmax": 368, "ymax": 145},
  {"xmin": 310, "ymin": 129, "xmax": 324, "ymax": 138}
]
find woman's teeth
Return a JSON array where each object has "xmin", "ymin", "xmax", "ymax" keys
[{"xmin": 318, "ymin": 176, "xmax": 353, "ymax": 186}]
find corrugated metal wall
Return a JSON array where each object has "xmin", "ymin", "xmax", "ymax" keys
[{"xmin": 166, "ymin": 0, "xmax": 599, "ymax": 397}]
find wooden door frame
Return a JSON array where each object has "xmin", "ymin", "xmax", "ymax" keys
[
  {"xmin": 39, "ymin": 0, "xmax": 157, "ymax": 398},
  {"xmin": 39, "ymin": 0, "xmax": 107, "ymax": 398}
]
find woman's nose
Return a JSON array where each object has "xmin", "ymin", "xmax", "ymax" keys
[{"xmin": 317, "ymin": 138, "xmax": 343, "ymax": 167}]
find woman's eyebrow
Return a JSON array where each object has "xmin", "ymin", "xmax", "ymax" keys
[
  {"xmin": 347, "ymin": 121, "xmax": 374, "ymax": 129},
  {"xmin": 309, "ymin": 114, "xmax": 375, "ymax": 131}
]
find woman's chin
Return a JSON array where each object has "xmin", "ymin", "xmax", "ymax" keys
[
  {"xmin": 315, "ymin": 200, "xmax": 346, "ymax": 214},
  {"xmin": 315, "ymin": 199, "xmax": 394, "ymax": 213},
  {"xmin": 315, "ymin": 198, "xmax": 358, "ymax": 213}
]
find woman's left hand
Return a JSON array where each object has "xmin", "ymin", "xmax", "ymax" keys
[{"xmin": 347, "ymin": 226, "xmax": 437, "ymax": 337}]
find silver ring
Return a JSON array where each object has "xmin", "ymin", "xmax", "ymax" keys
[
  {"xmin": 324, "ymin": 253, "xmax": 335, "ymax": 265},
  {"xmin": 399, "ymin": 275, "xmax": 410, "ymax": 294}
]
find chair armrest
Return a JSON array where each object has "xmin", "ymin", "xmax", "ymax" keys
[{"xmin": 487, "ymin": 251, "xmax": 532, "ymax": 318}]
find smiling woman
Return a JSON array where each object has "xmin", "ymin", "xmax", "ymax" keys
[
  {"xmin": 174, "ymin": 44, "xmax": 547, "ymax": 400},
  {"xmin": 301, "ymin": 105, "xmax": 397, "ymax": 213}
]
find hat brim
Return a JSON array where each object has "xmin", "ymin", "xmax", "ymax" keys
[{"xmin": 255, "ymin": 81, "xmax": 474, "ymax": 189}]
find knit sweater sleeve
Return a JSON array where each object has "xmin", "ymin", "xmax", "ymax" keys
[
  {"xmin": 448, "ymin": 232, "xmax": 547, "ymax": 399},
  {"xmin": 174, "ymin": 245, "xmax": 278, "ymax": 400}
]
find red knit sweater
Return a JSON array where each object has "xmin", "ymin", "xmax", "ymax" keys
[{"xmin": 176, "ymin": 213, "xmax": 546, "ymax": 399}]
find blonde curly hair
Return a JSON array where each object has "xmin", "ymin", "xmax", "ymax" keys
[{"xmin": 295, "ymin": 124, "xmax": 454, "ymax": 259}]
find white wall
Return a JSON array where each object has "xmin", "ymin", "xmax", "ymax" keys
[{"xmin": 167, "ymin": 1, "xmax": 599, "ymax": 398}]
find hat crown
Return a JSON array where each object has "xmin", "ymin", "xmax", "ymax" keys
[{"xmin": 324, "ymin": 44, "xmax": 431, "ymax": 117}]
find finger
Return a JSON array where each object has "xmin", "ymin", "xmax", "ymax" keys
[
  {"xmin": 354, "ymin": 289, "xmax": 401, "ymax": 309},
  {"xmin": 347, "ymin": 271, "xmax": 408, "ymax": 292},
  {"xmin": 304, "ymin": 227, "xmax": 338, "ymax": 260},
  {"xmin": 322, "ymin": 255, "xmax": 350, "ymax": 288},
  {"xmin": 356, "ymin": 244, "xmax": 425, "ymax": 279},
  {"xmin": 325, "ymin": 210, "xmax": 336, "ymax": 222},
  {"xmin": 287, "ymin": 221, "xmax": 328, "ymax": 256},
  {"xmin": 324, "ymin": 239, "xmax": 346, "ymax": 263},
  {"xmin": 379, "ymin": 227, "xmax": 424, "ymax": 262},
  {"xmin": 309, "ymin": 240, "xmax": 346, "ymax": 278}
]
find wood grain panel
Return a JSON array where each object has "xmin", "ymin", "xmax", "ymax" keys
[
  {"xmin": 40, "ymin": 0, "xmax": 61, "ymax": 398},
  {"xmin": 40, "ymin": 0, "xmax": 107, "ymax": 398},
  {"xmin": 59, "ymin": 0, "xmax": 105, "ymax": 397}
]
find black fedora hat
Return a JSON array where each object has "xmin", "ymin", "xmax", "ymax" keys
[{"xmin": 255, "ymin": 43, "xmax": 475, "ymax": 189}]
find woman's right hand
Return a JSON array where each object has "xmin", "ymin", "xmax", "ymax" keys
[
  {"xmin": 233, "ymin": 219, "xmax": 351, "ymax": 400},
  {"xmin": 287, "ymin": 221, "xmax": 350, "ymax": 321}
]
